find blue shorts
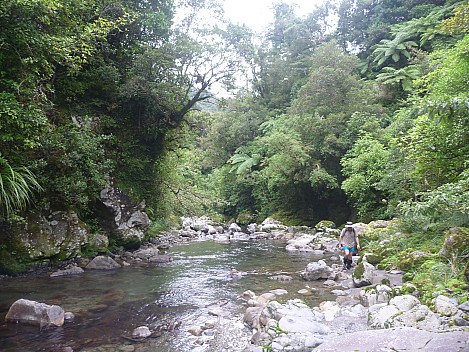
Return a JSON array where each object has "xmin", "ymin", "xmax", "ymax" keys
[{"xmin": 343, "ymin": 245, "xmax": 355, "ymax": 253}]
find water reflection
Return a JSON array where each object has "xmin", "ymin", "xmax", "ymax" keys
[{"xmin": 0, "ymin": 239, "xmax": 336, "ymax": 351}]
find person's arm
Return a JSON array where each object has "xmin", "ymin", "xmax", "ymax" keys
[
  {"xmin": 355, "ymin": 231, "xmax": 361, "ymax": 250},
  {"xmin": 338, "ymin": 229, "xmax": 344, "ymax": 247}
]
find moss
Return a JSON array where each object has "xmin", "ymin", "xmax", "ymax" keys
[
  {"xmin": 0, "ymin": 249, "xmax": 28, "ymax": 275},
  {"xmin": 315, "ymin": 220, "xmax": 336, "ymax": 229},
  {"xmin": 353, "ymin": 262, "xmax": 365, "ymax": 280},
  {"xmin": 381, "ymin": 278, "xmax": 391, "ymax": 286},
  {"xmin": 403, "ymin": 272, "xmax": 415, "ymax": 282},
  {"xmin": 366, "ymin": 253, "xmax": 384, "ymax": 265}
]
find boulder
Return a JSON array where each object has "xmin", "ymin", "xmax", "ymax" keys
[
  {"xmin": 5, "ymin": 299, "xmax": 64, "ymax": 327},
  {"xmin": 359, "ymin": 284, "xmax": 393, "ymax": 307},
  {"xmin": 7, "ymin": 210, "xmax": 88, "ymax": 263},
  {"xmin": 228, "ymin": 223, "xmax": 242, "ymax": 233},
  {"xmin": 286, "ymin": 235, "xmax": 316, "ymax": 252},
  {"xmin": 368, "ymin": 295, "xmax": 443, "ymax": 331},
  {"xmin": 86, "ymin": 256, "xmax": 121, "ymax": 270},
  {"xmin": 352, "ymin": 261, "xmax": 375, "ymax": 288},
  {"xmin": 258, "ymin": 299, "xmax": 330, "ymax": 350},
  {"xmin": 300, "ymin": 260, "xmax": 333, "ymax": 281},
  {"xmin": 433, "ymin": 295, "xmax": 458, "ymax": 317},
  {"xmin": 260, "ymin": 218, "xmax": 288, "ymax": 232}
]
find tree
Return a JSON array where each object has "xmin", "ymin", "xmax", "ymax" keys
[{"xmin": 341, "ymin": 134, "xmax": 391, "ymax": 219}]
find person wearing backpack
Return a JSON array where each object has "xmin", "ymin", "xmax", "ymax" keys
[{"xmin": 338, "ymin": 221, "xmax": 361, "ymax": 270}]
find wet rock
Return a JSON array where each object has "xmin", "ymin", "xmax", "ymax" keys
[
  {"xmin": 132, "ymin": 326, "xmax": 152, "ymax": 338},
  {"xmin": 99, "ymin": 288, "xmax": 125, "ymax": 304},
  {"xmin": 86, "ymin": 256, "xmax": 121, "ymax": 270},
  {"xmin": 5, "ymin": 298, "xmax": 64, "ymax": 327},
  {"xmin": 298, "ymin": 288, "xmax": 314, "ymax": 296},
  {"xmin": 64, "ymin": 311, "xmax": 75, "ymax": 322},
  {"xmin": 188, "ymin": 327, "xmax": 204, "ymax": 336},
  {"xmin": 50, "ymin": 265, "xmax": 84, "ymax": 277},
  {"xmin": 88, "ymin": 304, "xmax": 108, "ymax": 313}
]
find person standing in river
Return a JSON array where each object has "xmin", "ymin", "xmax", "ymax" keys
[{"xmin": 338, "ymin": 221, "xmax": 361, "ymax": 270}]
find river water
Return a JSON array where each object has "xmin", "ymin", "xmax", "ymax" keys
[{"xmin": 0, "ymin": 238, "xmax": 337, "ymax": 351}]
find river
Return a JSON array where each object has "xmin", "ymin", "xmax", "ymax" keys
[{"xmin": 0, "ymin": 238, "xmax": 338, "ymax": 351}]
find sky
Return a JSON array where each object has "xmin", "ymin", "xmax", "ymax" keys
[{"xmin": 223, "ymin": 0, "xmax": 325, "ymax": 32}]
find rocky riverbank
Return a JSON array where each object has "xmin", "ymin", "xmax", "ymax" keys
[{"xmin": 3, "ymin": 217, "xmax": 469, "ymax": 351}]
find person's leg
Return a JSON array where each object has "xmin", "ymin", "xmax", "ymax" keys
[
  {"xmin": 343, "ymin": 248, "xmax": 351, "ymax": 269},
  {"xmin": 344, "ymin": 247, "xmax": 354, "ymax": 269}
]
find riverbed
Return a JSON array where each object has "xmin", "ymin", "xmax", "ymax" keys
[{"xmin": 0, "ymin": 239, "xmax": 339, "ymax": 351}]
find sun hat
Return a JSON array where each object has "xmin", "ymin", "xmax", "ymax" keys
[{"xmin": 345, "ymin": 221, "xmax": 353, "ymax": 228}]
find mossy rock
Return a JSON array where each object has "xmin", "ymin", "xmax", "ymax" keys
[
  {"xmin": 364, "ymin": 253, "xmax": 383, "ymax": 265},
  {"xmin": 353, "ymin": 262, "xmax": 365, "ymax": 280},
  {"xmin": 314, "ymin": 220, "xmax": 336, "ymax": 229},
  {"xmin": 236, "ymin": 211, "xmax": 257, "ymax": 225}
]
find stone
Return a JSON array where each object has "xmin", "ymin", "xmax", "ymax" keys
[
  {"xmin": 360, "ymin": 284, "xmax": 393, "ymax": 307},
  {"xmin": 132, "ymin": 326, "xmax": 152, "ymax": 338},
  {"xmin": 368, "ymin": 304, "xmax": 400, "ymax": 328},
  {"xmin": 352, "ymin": 261, "xmax": 375, "ymax": 288},
  {"xmin": 97, "ymin": 186, "xmax": 151, "ymax": 248},
  {"xmin": 270, "ymin": 289, "xmax": 288, "ymax": 296},
  {"xmin": 433, "ymin": 295, "xmax": 458, "ymax": 317},
  {"xmin": 389, "ymin": 294, "xmax": 420, "ymax": 312},
  {"xmin": 319, "ymin": 301, "xmax": 340, "ymax": 322},
  {"xmin": 5, "ymin": 299, "xmax": 64, "ymax": 327},
  {"xmin": 64, "ymin": 312, "xmax": 75, "ymax": 321},
  {"xmin": 269, "ymin": 275, "xmax": 293, "ymax": 282},
  {"xmin": 50, "ymin": 265, "xmax": 84, "ymax": 277},
  {"xmin": 227, "ymin": 222, "xmax": 241, "ymax": 233},
  {"xmin": 7, "ymin": 210, "xmax": 88, "ymax": 263},
  {"xmin": 300, "ymin": 260, "xmax": 333, "ymax": 281},
  {"xmin": 86, "ymin": 256, "xmax": 121, "ymax": 270},
  {"xmin": 458, "ymin": 301, "xmax": 469, "ymax": 312},
  {"xmin": 188, "ymin": 327, "xmax": 204, "ymax": 336}
]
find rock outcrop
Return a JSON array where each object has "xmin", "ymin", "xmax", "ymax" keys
[{"xmin": 95, "ymin": 186, "xmax": 151, "ymax": 249}]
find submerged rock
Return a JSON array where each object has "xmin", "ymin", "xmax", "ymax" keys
[{"xmin": 5, "ymin": 299, "xmax": 64, "ymax": 327}]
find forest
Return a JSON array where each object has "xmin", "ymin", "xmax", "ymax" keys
[{"xmin": 0, "ymin": 0, "xmax": 468, "ymax": 296}]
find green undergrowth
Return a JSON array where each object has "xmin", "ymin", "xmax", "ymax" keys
[{"xmin": 360, "ymin": 221, "xmax": 469, "ymax": 306}]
